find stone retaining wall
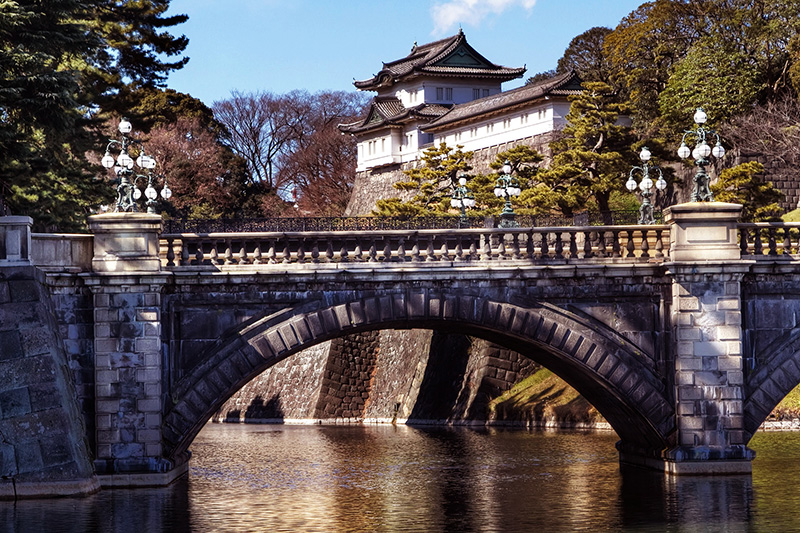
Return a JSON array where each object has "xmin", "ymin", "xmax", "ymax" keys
[{"xmin": 0, "ymin": 265, "xmax": 97, "ymax": 498}]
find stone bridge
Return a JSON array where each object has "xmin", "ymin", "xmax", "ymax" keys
[{"xmin": 2, "ymin": 202, "xmax": 800, "ymax": 496}]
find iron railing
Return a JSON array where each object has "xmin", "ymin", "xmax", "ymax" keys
[{"xmin": 161, "ymin": 210, "xmax": 657, "ymax": 234}]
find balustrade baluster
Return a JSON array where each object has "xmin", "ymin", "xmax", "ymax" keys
[
  {"xmin": 739, "ymin": 228, "xmax": 749, "ymax": 256},
  {"xmin": 768, "ymin": 227, "xmax": 778, "ymax": 256},
  {"xmin": 569, "ymin": 231, "xmax": 578, "ymax": 259},
  {"xmin": 397, "ymin": 238, "xmax": 407, "ymax": 261},
  {"xmin": 194, "ymin": 242, "xmax": 204, "ymax": 265},
  {"xmin": 238, "ymin": 241, "xmax": 248, "ymax": 264},
  {"xmin": 640, "ymin": 230, "xmax": 650, "ymax": 258},
  {"xmin": 554, "ymin": 232, "xmax": 564, "ymax": 259},
  {"xmin": 481, "ymin": 236, "xmax": 492, "ymax": 261},
  {"xmin": 426, "ymin": 239, "xmax": 436, "ymax": 261},
  {"xmin": 310, "ymin": 239, "xmax": 320, "ymax": 263},
  {"xmin": 164, "ymin": 237, "xmax": 175, "ymax": 267},
  {"xmin": 337, "ymin": 240, "xmax": 347, "ymax": 262},
  {"xmin": 265, "ymin": 240, "xmax": 276, "ymax": 264},
  {"xmin": 469, "ymin": 241, "xmax": 478, "ymax": 261},
  {"xmin": 783, "ymin": 228, "xmax": 791, "ymax": 256},
  {"xmin": 368, "ymin": 240, "xmax": 378, "ymax": 262},
  {"xmin": 525, "ymin": 231, "xmax": 535, "ymax": 260},
  {"xmin": 412, "ymin": 240, "xmax": 422, "ymax": 262},
  {"xmin": 540, "ymin": 232, "xmax": 549, "ymax": 259},
  {"xmin": 611, "ymin": 230, "xmax": 621, "ymax": 258},
  {"xmin": 497, "ymin": 236, "xmax": 508, "ymax": 260},
  {"xmin": 655, "ymin": 230, "xmax": 664, "ymax": 259},
  {"xmin": 223, "ymin": 239, "xmax": 233, "ymax": 265},
  {"xmin": 511, "ymin": 233, "xmax": 522, "ymax": 259},
  {"xmin": 596, "ymin": 231, "xmax": 606, "ymax": 258},
  {"xmin": 626, "ymin": 231, "xmax": 636, "ymax": 258},
  {"xmin": 282, "ymin": 240, "xmax": 291, "ymax": 263},
  {"xmin": 210, "ymin": 241, "xmax": 220, "ymax": 265},
  {"xmin": 455, "ymin": 239, "xmax": 464, "ymax": 261},
  {"xmin": 439, "ymin": 241, "xmax": 449, "ymax": 261},
  {"xmin": 252, "ymin": 241, "xmax": 263, "ymax": 264},
  {"xmin": 180, "ymin": 240, "xmax": 190, "ymax": 266},
  {"xmin": 297, "ymin": 241, "xmax": 306, "ymax": 263},
  {"xmin": 353, "ymin": 242, "xmax": 364, "ymax": 262},
  {"xmin": 754, "ymin": 229, "xmax": 763, "ymax": 256},
  {"xmin": 383, "ymin": 240, "xmax": 392, "ymax": 262},
  {"xmin": 583, "ymin": 231, "xmax": 593, "ymax": 259}
]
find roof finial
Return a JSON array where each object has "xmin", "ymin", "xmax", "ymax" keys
[
  {"xmin": 411, "ymin": 40, "xmax": 417, "ymax": 52},
  {"xmin": 458, "ymin": 25, "xmax": 463, "ymax": 35}
]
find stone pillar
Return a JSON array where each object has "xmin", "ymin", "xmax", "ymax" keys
[
  {"xmin": 663, "ymin": 202, "xmax": 754, "ymax": 474},
  {"xmin": 84, "ymin": 213, "xmax": 181, "ymax": 483},
  {"xmin": 0, "ymin": 216, "xmax": 32, "ymax": 264}
]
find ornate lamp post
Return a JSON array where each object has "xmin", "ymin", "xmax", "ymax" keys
[
  {"xmin": 626, "ymin": 146, "xmax": 666, "ymax": 225},
  {"xmin": 450, "ymin": 174, "xmax": 476, "ymax": 225},
  {"xmin": 101, "ymin": 117, "xmax": 171, "ymax": 213},
  {"xmin": 493, "ymin": 160, "xmax": 522, "ymax": 228},
  {"xmin": 678, "ymin": 108, "xmax": 725, "ymax": 202}
]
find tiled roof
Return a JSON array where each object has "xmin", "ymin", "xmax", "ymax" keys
[
  {"xmin": 423, "ymin": 71, "xmax": 583, "ymax": 131},
  {"xmin": 354, "ymin": 30, "xmax": 525, "ymax": 91},
  {"xmin": 338, "ymin": 100, "xmax": 451, "ymax": 135}
]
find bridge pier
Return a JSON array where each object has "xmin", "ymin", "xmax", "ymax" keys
[
  {"xmin": 620, "ymin": 203, "xmax": 755, "ymax": 474},
  {"xmin": 83, "ymin": 214, "xmax": 185, "ymax": 484}
]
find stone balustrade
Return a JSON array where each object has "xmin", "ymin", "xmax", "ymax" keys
[
  {"xmin": 160, "ymin": 225, "xmax": 670, "ymax": 267},
  {"xmin": 739, "ymin": 222, "xmax": 800, "ymax": 257}
]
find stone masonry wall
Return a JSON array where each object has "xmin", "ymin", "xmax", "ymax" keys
[
  {"xmin": 212, "ymin": 341, "xmax": 330, "ymax": 422},
  {"xmin": 313, "ymin": 332, "xmax": 381, "ymax": 420},
  {"xmin": 0, "ymin": 265, "xmax": 96, "ymax": 497},
  {"xmin": 345, "ymin": 135, "xmax": 553, "ymax": 216}
]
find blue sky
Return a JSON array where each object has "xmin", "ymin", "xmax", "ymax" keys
[{"xmin": 165, "ymin": 0, "xmax": 645, "ymax": 106}]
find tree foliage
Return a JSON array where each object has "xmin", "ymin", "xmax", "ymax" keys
[
  {"xmin": 213, "ymin": 90, "xmax": 367, "ymax": 215},
  {"xmin": 529, "ymin": 82, "xmax": 635, "ymax": 219},
  {"xmin": 710, "ymin": 161, "xmax": 783, "ymax": 221},
  {"xmin": 556, "ymin": 27, "xmax": 613, "ymax": 83},
  {"xmin": 374, "ymin": 142, "xmax": 473, "ymax": 217},
  {"xmin": 0, "ymin": 0, "xmax": 189, "ymax": 229}
]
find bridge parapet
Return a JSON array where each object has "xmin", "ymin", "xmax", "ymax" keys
[{"xmin": 160, "ymin": 225, "xmax": 670, "ymax": 268}]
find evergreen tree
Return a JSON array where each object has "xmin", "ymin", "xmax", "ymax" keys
[
  {"xmin": 532, "ymin": 82, "xmax": 635, "ymax": 221},
  {"xmin": 710, "ymin": 161, "xmax": 783, "ymax": 222},
  {"xmin": 374, "ymin": 142, "xmax": 473, "ymax": 217}
]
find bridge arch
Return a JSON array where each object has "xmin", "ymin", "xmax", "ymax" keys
[
  {"xmin": 162, "ymin": 288, "xmax": 675, "ymax": 461},
  {"xmin": 744, "ymin": 328, "xmax": 800, "ymax": 438}
]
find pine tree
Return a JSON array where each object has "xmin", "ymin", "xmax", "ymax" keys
[
  {"xmin": 374, "ymin": 142, "xmax": 473, "ymax": 217},
  {"xmin": 534, "ymin": 82, "xmax": 634, "ymax": 221},
  {"xmin": 710, "ymin": 161, "xmax": 783, "ymax": 222}
]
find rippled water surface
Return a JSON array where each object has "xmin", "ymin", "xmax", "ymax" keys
[{"xmin": 3, "ymin": 425, "xmax": 800, "ymax": 532}]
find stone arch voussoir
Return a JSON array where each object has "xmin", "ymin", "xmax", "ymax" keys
[
  {"xmin": 163, "ymin": 288, "xmax": 674, "ymax": 461},
  {"xmin": 744, "ymin": 328, "xmax": 800, "ymax": 438}
]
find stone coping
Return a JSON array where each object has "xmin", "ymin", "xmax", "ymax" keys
[
  {"xmin": 97, "ymin": 461, "xmax": 189, "ymax": 488},
  {"xmin": 0, "ymin": 477, "xmax": 100, "ymax": 500}
]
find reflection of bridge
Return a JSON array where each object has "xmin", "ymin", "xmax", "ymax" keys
[{"xmin": 4, "ymin": 201, "xmax": 800, "ymax": 494}]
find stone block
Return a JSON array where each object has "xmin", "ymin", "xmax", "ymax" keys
[
  {"xmin": 694, "ymin": 341, "xmax": 727, "ymax": 357},
  {"xmin": 15, "ymin": 441, "xmax": 43, "ymax": 474},
  {"xmin": 0, "ymin": 387, "xmax": 31, "ymax": 418},
  {"xmin": 679, "ymin": 416, "xmax": 703, "ymax": 430},
  {"xmin": 678, "ymin": 328, "xmax": 701, "ymax": 341},
  {"xmin": 9, "ymin": 280, "xmax": 39, "ymax": 302},
  {"xmin": 679, "ymin": 386, "xmax": 703, "ymax": 401},
  {"xmin": 717, "ymin": 357, "xmax": 742, "ymax": 371},
  {"xmin": 717, "ymin": 298, "xmax": 740, "ymax": 311},
  {"xmin": 0, "ymin": 331, "xmax": 23, "ymax": 360},
  {"xmin": 679, "ymin": 297, "xmax": 700, "ymax": 311}
]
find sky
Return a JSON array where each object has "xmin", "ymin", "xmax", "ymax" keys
[{"xmin": 165, "ymin": 0, "xmax": 646, "ymax": 107}]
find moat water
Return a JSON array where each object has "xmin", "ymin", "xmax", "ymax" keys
[{"xmin": 4, "ymin": 424, "xmax": 800, "ymax": 532}]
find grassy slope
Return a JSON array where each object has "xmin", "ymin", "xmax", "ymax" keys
[{"xmin": 488, "ymin": 368, "xmax": 603, "ymax": 425}]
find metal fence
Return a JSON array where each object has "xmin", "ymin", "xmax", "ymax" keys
[{"xmin": 161, "ymin": 210, "xmax": 657, "ymax": 234}]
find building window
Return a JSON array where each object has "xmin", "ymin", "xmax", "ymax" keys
[
  {"xmin": 436, "ymin": 87, "xmax": 444, "ymax": 100},
  {"xmin": 445, "ymin": 88, "xmax": 453, "ymax": 100},
  {"xmin": 473, "ymin": 89, "xmax": 481, "ymax": 99},
  {"xmin": 482, "ymin": 89, "xmax": 490, "ymax": 97}
]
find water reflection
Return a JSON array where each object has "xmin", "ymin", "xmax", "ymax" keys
[{"xmin": 2, "ymin": 426, "xmax": 800, "ymax": 531}]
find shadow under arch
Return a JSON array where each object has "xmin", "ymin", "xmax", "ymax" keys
[
  {"xmin": 744, "ymin": 328, "xmax": 800, "ymax": 439},
  {"xmin": 162, "ymin": 288, "xmax": 675, "ymax": 463}
]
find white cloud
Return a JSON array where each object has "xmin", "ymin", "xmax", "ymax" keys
[{"xmin": 430, "ymin": 0, "xmax": 537, "ymax": 36}]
